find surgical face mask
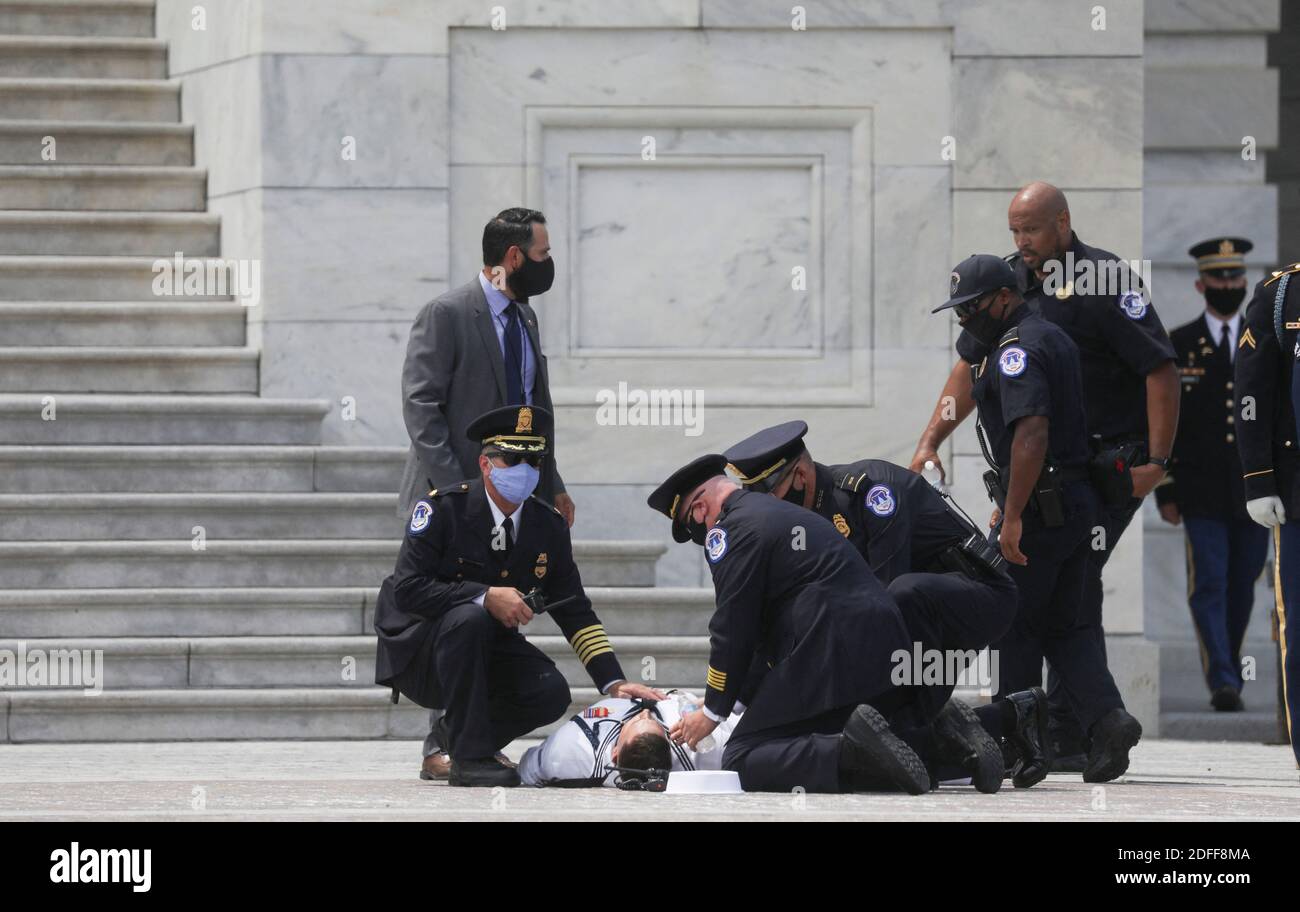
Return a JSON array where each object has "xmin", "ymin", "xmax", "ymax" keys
[
  {"xmin": 507, "ymin": 252, "xmax": 555, "ymax": 299},
  {"xmin": 490, "ymin": 461, "xmax": 540, "ymax": 505},
  {"xmin": 1204, "ymin": 284, "xmax": 1247, "ymax": 316}
]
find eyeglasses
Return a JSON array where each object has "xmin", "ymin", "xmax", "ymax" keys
[{"xmin": 605, "ymin": 764, "xmax": 669, "ymax": 792}]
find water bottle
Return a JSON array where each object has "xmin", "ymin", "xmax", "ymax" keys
[
  {"xmin": 921, "ymin": 459, "xmax": 948, "ymax": 495},
  {"xmin": 676, "ymin": 693, "xmax": 715, "ymax": 752}
]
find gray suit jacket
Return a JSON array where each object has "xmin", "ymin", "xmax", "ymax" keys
[{"xmin": 397, "ymin": 277, "xmax": 565, "ymax": 518}]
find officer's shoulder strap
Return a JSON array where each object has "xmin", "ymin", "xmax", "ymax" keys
[
  {"xmin": 1264, "ymin": 262, "xmax": 1300, "ymax": 288},
  {"xmin": 429, "ymin": 482, "xmax": 472, "ymax": 498},
  {"xmin": 835, "ymin": 466, "xmax": 871, "ymax": 493},
  {"xmin": 997, "ymin": 324, "xmax": 1020, "ymax": 348}
]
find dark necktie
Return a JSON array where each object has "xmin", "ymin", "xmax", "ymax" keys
[
  {"xmin": 501, "ymin": 516, "xmax": 515, "ymax": 555},
  {"xmin": 1220, "ymin": 321, "xmax": 1232, "ymax": 365},
  {"xmin": 503, "ymin": 303, "xmax": 525, "ymax": 405}
]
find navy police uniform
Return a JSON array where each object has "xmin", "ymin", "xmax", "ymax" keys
[
  {"xmin": 957, "ymin": 232, "xmax": 1176, "ymax": 751},
  {"xmin": 647, "ymin": 455, "xmax": 1007, "ymax": 793},
  {"xmin": 1155, "ymin": 238, "xmax": 1268, "ymax": 707},
  {"xmin": 1236, "ymin": 258, "xmax": 1300, "ymax": 765},
  {"xmin": 374, "ymin": 405, "xmax": 625, "ymax": 773},
  {"xmin": 943, "ymin": 257, "xmax": 1132, "ymax": 744},
  {"xmin": 723, "ymin": 422, "xmax": 1018, "ymax": 704}
]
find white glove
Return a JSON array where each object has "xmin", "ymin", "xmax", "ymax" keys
[{"xmin": 1246, "ymin": 496, "xmax": 1287, "ymax": 528}]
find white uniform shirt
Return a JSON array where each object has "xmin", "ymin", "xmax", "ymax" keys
[{"xmin": 518, "ymin": 694, "xmax": 739, "ymax": 787}]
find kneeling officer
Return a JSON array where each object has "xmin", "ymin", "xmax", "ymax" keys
[{"xmin": 374, "ymin": 405, "xmax": 661, "ymax": 787}]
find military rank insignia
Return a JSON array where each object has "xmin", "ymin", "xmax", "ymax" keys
[
  {"xmin": 1240, "ymin": 328, "xmax": 1256, "ymax": 350},
  {"xmin": 832, "ymin": 513, "xmax": 850, "ymax": 537},
  {"xmin": 534, "ymin": 552, "xmax": 548, "ymax": 579},
  {"xmin": 583, "ymin": 706, "xmax": 610, "ymax": 719}
]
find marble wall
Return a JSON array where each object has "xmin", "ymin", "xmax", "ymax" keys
[{"xmin": 156, "ymin": 0, "xmax": 1201, "ymax": 729}]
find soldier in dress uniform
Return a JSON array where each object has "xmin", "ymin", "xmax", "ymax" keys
[
  {"xmin": 649, "ymin": 455, "xmax": 1010, "ymax": 794},
  {"xmin": 722, "ymin": 421, "xmax": 1052, "ymax": 787},
  {"xmin": 1155, "ymin": 238, "xmax": 1269, "ymax": 712},
  {"xmin": 1235, "ymin": 253, "xmax": 1300, "ymax": 768},
  {"xmin": 373, "ymin": 405, "xmax": 663, "ymax": 787}
]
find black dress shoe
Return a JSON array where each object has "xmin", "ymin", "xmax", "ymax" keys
[
  {"xmin": 449, "ymin": 756, "xmax": 521, "ymax": 788},
  {"xmin": 839, "ymin": 704, "xmax": 930, "ymax": 795},
  {"xmin": 1083, "ymin": 708, "xmax": 1142, "ymax": 783},
  {"xmin": 1211, "ymin": 686, "xmax": 1244, "ymax": 712},
  {"xmin": 931, "ymin": 699, "xmax": 1003, "ymax": 793},
  {"xmin": 1003, "ymin": 687, "xmax": 1051, "ymax": 788}
]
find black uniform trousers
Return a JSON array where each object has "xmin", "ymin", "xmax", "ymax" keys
[
  {"xmin": 392, "ymin": 601, "xmax": 571, "ymax": 761},
  {"xmin": 721, "ymin": 570, "xmax": 1018, "ymax": 793},
  {"xmin": 1044, "ymin": 492, "xmax": 1140, "ymax": 746},
  {"xmin": 995, "ymin": 482, "xmax": 1126, "ymax": 736}
]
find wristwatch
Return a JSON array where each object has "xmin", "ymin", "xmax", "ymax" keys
[{"xmin": 1147, "ymin": 456, "xmax": 1171, "ymax": 470}]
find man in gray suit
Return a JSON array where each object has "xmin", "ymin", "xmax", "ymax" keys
[{"xmin": 398, "ymin": 207, "xmax": 575, "ymax": 779}]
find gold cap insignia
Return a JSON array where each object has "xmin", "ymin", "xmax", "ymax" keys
[
  {"xmin": 516, "ymin": 407, "xmax": 533, "ymax": 434},
  {"xmin": 833, "ymin": 513, "xmax": 850, "ymax": 537},
  {"xmin": 1220, "ymin": 239, "xmax": 1235, "ymax": 256}
]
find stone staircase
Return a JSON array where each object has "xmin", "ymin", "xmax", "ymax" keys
[{"xmin": 0, "ymin": 0, "xmax": 696, "ymax": 743}]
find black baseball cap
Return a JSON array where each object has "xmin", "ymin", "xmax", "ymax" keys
[{"xmin": 932, "ymin": 254, "xmax": 1018, "ymax": 313}]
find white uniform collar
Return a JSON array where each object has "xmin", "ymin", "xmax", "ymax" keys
[{"xmin": 484, "ymin": 486, "xmax": 525, "ymax": 536}]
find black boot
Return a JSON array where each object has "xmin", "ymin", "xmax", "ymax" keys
[
  {"xmin": 449, "ymin": 756, "xmax": 521, "ymax": 787},
  {"xmin": 1211, "ymin": 685, "xmax": 1244, "ymax": 712},
  {"xmin": 931, "ymin": 699, "xmax": 1003, "ymax": 793},
  {"xmin": 839, "ymin": 704, "xmax": 930, "ymax": 795},
  {"xmin": 1003, "ymin": 688, "xmax": 1051, "ymax": 789},
  {"xmin": 1083, "ymin": 708, "xmax": 1142, "ymax": 783}
]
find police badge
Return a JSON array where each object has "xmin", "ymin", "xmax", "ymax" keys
[{"xmin": 832, "ymin": 513, "xmax": 851, "ymax": 537}]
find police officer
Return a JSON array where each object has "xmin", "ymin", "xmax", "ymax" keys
[
  {"xmin": 373, "ymin": 405, "xmax": 663, "ymax": 787},
  {"xmin": 1235, "ymin": 255, "xmax": 1300, "ymax": 768},
  {"xmin": 649, "ymin": 455, "xmax": 1007, "ymax": 794},
  {"xmin": 722, "ymin": 422, "xmax": 1051, "ymax": 787},
  {"xmin": 932, "ymin": 254, "xmax": 1142, "ymax": 782},
  {"xmin": 1156, "ymin": 238, "xmax": 1269, "ymax": 712},
  {"xmin": 911, "ymin": 182, "xmax": 1177, "ymax": 766}
]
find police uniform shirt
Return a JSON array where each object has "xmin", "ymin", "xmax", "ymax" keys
[
  {"xmin": 1155, "ymin": 312, "xmax": 1250, "ymax": 521},
  {"xmin": 1235, "ymin": 269, "xmax": 1300, "ymax": 514},
  {"xmin": 699, "ymin": 489, "xmax": 912, "ymax": 732},
  {"xmin": 517, "ymin": 696, "xmax": 739, "ymax": 787},
  {"xmin": 970, "ymin": 306, "xmax": 1091, "ymax": 471},
  {"xmin": 372, "ymin": 477, "xmax": 625, "ymax": 694},
  {"xmin": 957, "ymin": 233, "xmax": 1175, "ymax": 444},
  {"xmin": 809, "ymin": 458, "xmax": 970, "ymax": 583}
]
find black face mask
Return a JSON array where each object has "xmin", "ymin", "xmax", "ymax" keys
[
  {"xmin": 961, "ymin": 308, "xmax": 1007, "ymax": 350},
  {"xmin": 1205, "ymin": 285, "xmax": 1247, "ymax": 316},
  {"xmin": 507, "ymin": 253, "xmax": 555, "ymax": 299},
  {"xmin": 685, "ymin": 515, "xmax": 707, "ymax": 547},
  {"xmin": 781, "ymin": 483, "xmax": 806, "ymax": 507}
]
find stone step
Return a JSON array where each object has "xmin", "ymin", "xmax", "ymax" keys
[
  {"xmin": 0, "ymin": 255, "xmax": 235, "ymax": 300},
  {"xmin": 0, "ymin": 1, "xmax": 156, "ymax": 38},
  {"xmin": 0, "ymin": 492, "xmax": 400, "ymax": 540},
  {"xmin": 0, "ymin": 445, "xmax": 404, "ymax": 493},
  {"xmin": 0, "ymin": 346, "xmax": 257, "ymax": 392},
  {"xmin": 1159, "ymin": 639, "xmax": 1280, "ymax": 714},
  {"xmin": 0, "ymin": 687, "xmax": 602, "ymax": 742},
  {"xmin": 0, "ymin": 166, "xmax": 204, "ymax": 211},
  {"xmin": 0, "ymin": 211, "xmax": 219, "ymax": 256},
  {"xmin": 0, "ymin": 635, "xmax": 711, "ymax": 691},
  {"xmin": 1159, "ymin": 711, "xmax": 1284, "ymax": 744},
  {"xmin": 0, "ymin": 77, "xmax": 179, "ymax": 121},
  {"xmin": 0, "ymin": 36, "xmax": 167, "ymax": 79},
  {"xmin": 0, "ymin": 395, "xmax": 329, "ymax": 444},
  {"xmin": 0, "ymin": 301, "xmax": 245, "ymax": 346},
  {"xmin": 0, "ymin": 585, "xmax": 704, "ymax": 638},
  {"xmin": 0, "ymin": 539, "xmax": 666, "ymax": 589},
  {"xmin": 0, "ymin": 120, "xmax": 193, "ymax": 166}
]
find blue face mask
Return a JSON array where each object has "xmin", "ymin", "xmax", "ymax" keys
[{"xmin": 489, "ymin": 462, "xmax": 540, "ymax": 505}]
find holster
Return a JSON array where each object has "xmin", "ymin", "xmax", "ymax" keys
[
  {"xmin": 985, "ymin": 464, "xmax": 1069, "ymax": 529},
  {"xmin": 933, "ymin": 530, "xmax": 1008, "ymax": 580},
  {"xmin": 1088, "ymin": 438, "xmax": 1146, "ymax": 509}
]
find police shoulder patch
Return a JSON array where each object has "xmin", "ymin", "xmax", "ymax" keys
[
  {"xmin": 1118, "ymin": 290, "xmax": 1148, "ymax": 320},
  {"xmin": 865, "ymin": 484, "xmax": 896, "ymax": 517},
  {"xmin": 705, "ymin": 527, "xmax": 728, "ymax": 563},
  {"xmin": 409, "ymin": 500, "xmax": 434, "ymax": 534},
  {"xmin": 998, "ymin": 346, "xmax": 1027, "ymax": 377}
]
